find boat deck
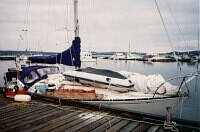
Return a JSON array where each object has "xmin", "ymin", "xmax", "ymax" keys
[{"xmin": 0, "ymin": 94, "xmax": 199, "ymax": 132}]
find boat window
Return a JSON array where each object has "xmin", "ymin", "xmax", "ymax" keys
[
  {"xmin": 24, "ymin": 71, "xmax": 39, "ymax": 83},
  {"xmin": 5, "ymin": 71, "xmax": 18, "ymax": 82},
  {"xmin": 37, "ymin": 67, "xmax": 59, "ymax": 76},
  {"xmin": 49, "ymin": 67, "xmax": 59, "ymax": 74},
  {"xmin": 37, "ymin": 68, "xmax": 48, "ymax": 76}
]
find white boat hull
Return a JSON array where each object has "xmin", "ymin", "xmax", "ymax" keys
[
  {"xmin": 80, "ymin": 96, "xmax": 187, "ymax": 116},
  {"xmin": 63, "ymin": 68, "xmax": 134, "ymax": 92}
]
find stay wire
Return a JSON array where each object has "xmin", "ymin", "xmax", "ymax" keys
[
  {"xmin": 155, "ymin": 0, "xmax": 182, "ymax": 73},
  {"xmin": 164, "ymin": 0, "xmax": 188, "ymax": 46},
  {"xmin": 17, "ymin": 0, "xmax": 30, "ymax": 51}
]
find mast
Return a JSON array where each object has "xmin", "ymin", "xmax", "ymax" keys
[
  {"xmin": 74, "ymin": 0, "xmax": 79, "ymax": 37},
  {"xmin": 198, "ymin": 28, "xmax": 199, "ymax": 59}
]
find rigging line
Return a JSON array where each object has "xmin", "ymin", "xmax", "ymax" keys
[
  {"xmin": 92, "ymin": 0, "xmax": 96, "ymax": 37},
  {"xmin": 22, "ymin": 0, "xmax": 29, "ymax": 30},
  {"xmin": 65, "ymin": 0, "xmax": 73, "ymax": 68},
  {"xmin": 70, "ymin": 0, "xmax": 74, "ymax": 41},
  {"xmin": 68, "ymin": 0, "xmax": 74, "ymax": 67},
  {"xmin": 53, "ymin": 0, "xmax": 56, "ymax": 31},
  {"xmin": 65, "ymin": 0, "xmax": 69, "ymax": 30},
  {"xmin": 46, "ymin": 0, "xmax": 51, "ymax": 47},
  {"xmin": 61, "ymin": 0, "xmax": 69, "ymax": 47},
  {"xmin": 61, "ymin": 0, "xmax": 67, "ymax": 29},
  {"xmin": 154, "ymin": 0, "xmax": 182, "ymax": 73},
  {"xmin": 25, "ymin": 0, "xmax": 30, "ymax": 52},
  {"xmin": 17, "ymin": 34, "xmax": 23, "ymax": 51},
  {"xmin": 19, "ymin": 0, "xmax": 30, "ymax": 52},
  {"xmin": 109, "ymin": 0, "xmax": 118, "ymax": 49},
  {"xmin": 164, "ymin": 0, "xmax": 188, "ymax": 46},
  {"xmin": 88, "ymin": 0, "xmax": 94, "ymax": 47},
  {"xmin": 66, "ymin": 0, "xmax": 71, "ymax": 31},
  {"xmin": 26, "ymin": 0, "xmax": 30, "ymax": 30},
  {"xmin": 80, "ymin": 0, "xmax": 90, "ymax": 48}
]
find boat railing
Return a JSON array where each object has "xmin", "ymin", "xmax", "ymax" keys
[{"xmin": 153, "ymin": 73, "xmax": 200, "ymax": 98}]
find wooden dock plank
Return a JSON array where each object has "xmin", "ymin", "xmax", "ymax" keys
[
  {"xmin": 49, "ymin": 112, "xmax": 101, "ymax": 132},
  {"xmin": 146, "ymin": 125, "xmax": 160, "ymax": 132},
  {"xmin": 156, "ymin": 126, "xmax": 165, "ymax": 132},
  {"xmin": 118, "ymin": 122, "xmax": 140, "ymax": 132},
  {"xmin": 131, "ymin": 123, "xmax": 151, "ymax": 132},
  {"xmin": 0, "ymin": 105, "xmax": 49, "ymax": 121},
  {"xmin": 90, "ymin": 117, "xmax": 121, "ymax": 132},
  {"xmin": 0, "ymin": 106, "xmax": 21, "ymax": 117},
  {"xmin": 0, "ymin": 105, "xmax": 22, "ymax": 113},
  {"xmin": 106, "ymin": 119, "xmax": 130, "ymax": 132},
  {"xmin": 147, "ymin": 125, "xmax": 160, "ymax": 132},
  {"xmin": 11, "ymin": 110, "xmax": 71, "ymax": 132},
  {"xmin": 64, "ymin": 114, "xmax": 106, "ymax": 132},
  {"xmin": 0, "ymin": 107, "xmax": 56, "ymax": 128},
  {"xmin": 22, "ymin": 110, "xmax": 81, "ymax": 132},
  {"xmin": 36, "ymin": 111, "xmax": 90, "ymax": 132},
  {"xmin": 0, "ymin": 105, "xmax": 52, "ymax": 125},
  {"xmin": 78, "ymin": 116, "xmax": 115, "ymax": 132},
  {"xmin": 1, "ymin": 108, "xmax": 60, "ymax": 131}
]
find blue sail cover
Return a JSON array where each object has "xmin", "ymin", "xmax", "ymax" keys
[{"xmin": 28, "ymin": 37, "xmax": 81, "ymax": 67}]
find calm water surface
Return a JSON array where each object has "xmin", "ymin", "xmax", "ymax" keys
[{"xmin": 0, "ymin": 59, "xmax": 199, "ymax": 122}]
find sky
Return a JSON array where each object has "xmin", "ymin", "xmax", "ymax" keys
[{"xmin": 0, "ymin": 0, "xmax": 199, "ymax": 53}]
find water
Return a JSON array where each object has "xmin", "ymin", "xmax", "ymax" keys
[{"xmin": 0, "ymin": 59, "xmax": 199, "ymax": 122}]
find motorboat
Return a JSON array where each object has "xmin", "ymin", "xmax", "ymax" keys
[
  {"xmin": 149, "ymin": 54, "xmax": 175, "ymax": 62},
  {"xmin": 81, "ymin": 51, "xmax": 96, "ymax": 62},
  {"xmin": 109, "ymin": 52, "xmax": 125, "ymax": 60},
  {"xmin": 120, "ymin": 52, "xmax": 143, "ymax": 60}
]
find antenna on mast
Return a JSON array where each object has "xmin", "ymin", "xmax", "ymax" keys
[{"xmin": 74, "ymin": 0, "xmax": 79, "ymax": 37}]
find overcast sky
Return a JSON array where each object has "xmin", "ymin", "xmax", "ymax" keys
[{"xmin": 0, "ymin": 0, "xmax": 199, "ymax": 53}]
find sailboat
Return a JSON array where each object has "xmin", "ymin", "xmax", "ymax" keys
[
  {"xmin": 26, "ymin": 0, "xmax": 189, "ymax": 116},
  {"xmin": 2, "ymin": 0, "xmax": 192, "ymax": 117}
]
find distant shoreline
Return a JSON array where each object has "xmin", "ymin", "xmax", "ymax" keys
[{"xmin": 0, "ymin": 50, "xmax": 199, "ymax": 56}]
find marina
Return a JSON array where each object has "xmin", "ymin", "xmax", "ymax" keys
[
  {"xmin": 0, "ymin": 59, "xmax": 199, "ymax": 121},
  {"xmin": 0, "ymin": 0, "xmax": 199, "ymax": 131}
]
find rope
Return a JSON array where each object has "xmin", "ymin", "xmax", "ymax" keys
[
  {"xmin": 104, "ymin": 116, "xmax": 112, "ymax": 130},
  {"xmin": 58, "ymin": 98, "xmax": 61, "ymax": 106}
]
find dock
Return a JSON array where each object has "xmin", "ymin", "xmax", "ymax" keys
[
  {"xmin": 0, "ymin": 55, "xmax": 16, "ymax": 60},
  {"xmin": 0, "ymin": 94, "xmax": 199, "ymax": 132}
]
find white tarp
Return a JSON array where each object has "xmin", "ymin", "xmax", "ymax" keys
[{"xmin": 119, "ymin": 71, "xmax": 179, "ymax": 95}]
